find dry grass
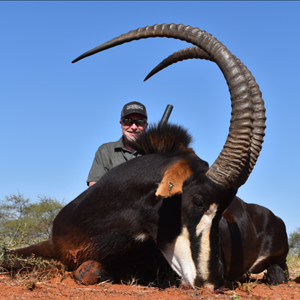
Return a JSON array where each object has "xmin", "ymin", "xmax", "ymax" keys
[
  {"xmin": 0, "ymin": 231, "xmax": 67, "ymax": 287},
  {"xmin": 287, "ymin": 252, "xmax": 300, "ymax": 280},
  {"xmin": 1, "ymin": 230, "xmax": 300, "ymax": 289},
  {"xmin": 0, "ymin": 253, "xmax": 67, "ymax": 286}
]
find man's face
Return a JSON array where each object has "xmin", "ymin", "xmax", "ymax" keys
[{"xmin": 120, "ymin": 113, "xmax": 148, "ymax": 142}]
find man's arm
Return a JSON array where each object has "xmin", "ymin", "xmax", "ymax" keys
[{"xmin": 87, "ymin": 146, "xmax": 111, "ymax": 186}]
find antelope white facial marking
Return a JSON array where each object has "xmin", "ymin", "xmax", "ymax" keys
[
  {"xmin": 134, "ymin": 233, "xmax": 149, "ymax": 242},
  {"xmin": 196, "ymin": 203, "xmax": 218, "ymax": 282},
  {"xmin": 161, "ymin": 226, "xmax": 197, "ymax": 287}
]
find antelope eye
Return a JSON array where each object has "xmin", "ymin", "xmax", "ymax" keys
[{"xmin": 192, "ymin": 195, "xmax": 204, "ymax": 207}]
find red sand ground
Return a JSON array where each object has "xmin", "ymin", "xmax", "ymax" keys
[{"xmin": 1, "ymin": 272, "xmax": 300, "ymax": 300}]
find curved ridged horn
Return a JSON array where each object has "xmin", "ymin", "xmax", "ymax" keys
[
  {"xmin": 72, "ymin": 23, "xmax": 254, "ymax": 189},
  {"xmin": 144, "ymin": 46, "xmax": 213, "ymax": 81},
  {"xmin": 144, "ymin": 46, "xmax": 266, "ymax": 190}
]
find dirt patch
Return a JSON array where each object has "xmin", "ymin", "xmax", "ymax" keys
[{"xmin": 0, "ymin": 272, "xmax": 300, "ymax": 300}]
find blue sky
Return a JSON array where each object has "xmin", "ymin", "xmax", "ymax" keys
[{"xmin": 1, "ymin": 1, "xmax": 299, "ymax": 235}]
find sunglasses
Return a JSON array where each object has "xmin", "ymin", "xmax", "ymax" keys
[{"xmin": 121, "ymin": 118, "xmax": 147, "ymax": 127}]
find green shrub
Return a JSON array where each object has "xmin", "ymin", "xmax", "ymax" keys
[{"xmin": 0, "ymin": 193, "xmax": 64, "ymax": 247}]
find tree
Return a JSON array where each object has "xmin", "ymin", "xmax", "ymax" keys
[
  {"xmin": 0, "ymin": 193, "xmax": 64, "ymax": 246},
  {"xmin": 289, "ymin": 227, "xmax": 300, "ymax": 254}
]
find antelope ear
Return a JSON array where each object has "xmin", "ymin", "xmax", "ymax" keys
[{"xmin": 155, "ymin": 159, "xmax": 193, "ymax": 199}]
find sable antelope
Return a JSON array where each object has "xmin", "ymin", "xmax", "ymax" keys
[
  {"xmin": 143, "ymin": 45, "xmax": 289, "ymax": 285},
  {"xmin": 8, "ymin": 24, "xmax": 287, "ymax": 289}
]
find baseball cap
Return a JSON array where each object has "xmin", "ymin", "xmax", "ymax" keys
[{"xmin": 121, "ymin": 101, "xmax": 147, "ymax": 119}]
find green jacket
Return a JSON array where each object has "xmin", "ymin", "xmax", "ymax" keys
[{"xmin": 87, "ymin": 137, "xmax": 142, "ymax": 185}]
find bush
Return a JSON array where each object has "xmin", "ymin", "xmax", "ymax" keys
[
  {"xmin": 0, "ymin": 192, "xmax": 64, "ymax": 248},
  {"xmin": 289, "ymin": 227, "xmax": 300, "ymax": 256}
]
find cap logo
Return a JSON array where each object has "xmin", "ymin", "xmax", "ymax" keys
[{"xmin": 127, "ymin": 104, "xmax": 143, "ymax": 110}]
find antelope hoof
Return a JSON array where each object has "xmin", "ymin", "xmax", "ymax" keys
[{"xmin": 74, "ymin": 260, "xmax": 107, "ymax": 285}]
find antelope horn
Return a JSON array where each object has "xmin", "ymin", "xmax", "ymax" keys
[
  {"xmin": 144, "ymin": 46, "xmax": 213, "ymax": 81},
  {"xmin": 72, "ymin": 23, "xmax": 254, "ymax": 189},
  {"xmin": 144, "ymin": 46, "xmax": 266, "ymax": 190}
]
